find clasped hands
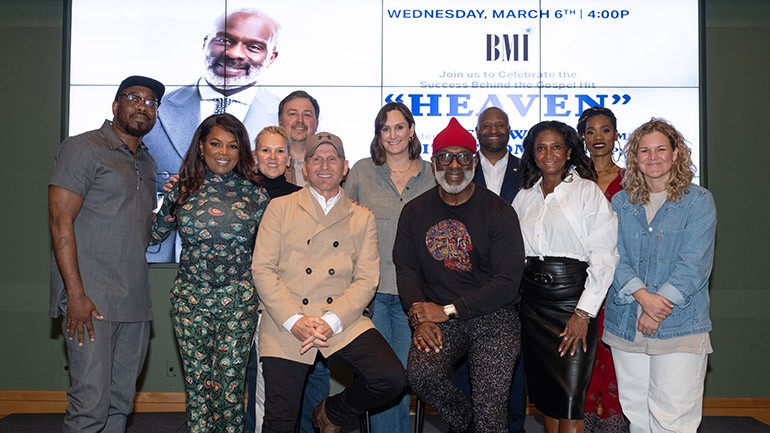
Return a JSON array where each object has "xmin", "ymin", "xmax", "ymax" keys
[
  {"xmin": 290, "ymin": 316, "xmax": 334, "ymax": 355},
  {"xmin": 633, "ymin": 289, "xmax": 674, "ymax": 335},
  {"xmin": 408, "ymin": 302, "xmax": 447, "ymax": 353}
]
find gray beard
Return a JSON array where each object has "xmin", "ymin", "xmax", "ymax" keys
[
  {"xmin": 203, "ymin": 55, "xmax": 262, "ymax": 89},
  {"xmin": 434, "ymin": 165, "xmax": 474, "ymax": 194}
]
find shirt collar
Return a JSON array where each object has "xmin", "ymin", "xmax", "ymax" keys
[
  {"xmin": 535, "ymin": 168, "xmax": 578, "ymax": 193},
  {"xmin": 308, "ymin": 185, "xmax": 343, "ymax": 215},
  {"xmin": 478, "ymin": 150, "xmax": 508, "ymax": 168},
  {"xmin": 103, "ymin": 120, "xmax": 149, "ymax": 154},
  {"xmin": 197, "ymin": 78, "xmax": 259, "ymax": 106}
]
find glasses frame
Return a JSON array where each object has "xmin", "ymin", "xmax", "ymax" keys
[
  {"xmin": 117, "ymin": 93, "xmax": 160, "ymax": 109},
  {"xmin": 433, "ymin": 151, "xmax": 475, "ymax": 167}
]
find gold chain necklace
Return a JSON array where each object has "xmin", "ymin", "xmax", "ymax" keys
[{"xmin": 387, "ymin": 159, "xmax": 415, "ymax": 174}]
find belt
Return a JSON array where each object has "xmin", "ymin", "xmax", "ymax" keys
[{"xmin": 523, "ymin": 267, "xmax": 583, "ymax": 285}]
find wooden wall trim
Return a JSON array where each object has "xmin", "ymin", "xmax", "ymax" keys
[
  {"xmin": 0, "ymin": 390, "xmax": 185, "ymax": 414},
  {"xmin": 1, "ymin": 391, "xmax": 768, "ymax": 424},
  {"xmin": 702, "ymin": 397, "xmax": 770, "ymax": 425}
]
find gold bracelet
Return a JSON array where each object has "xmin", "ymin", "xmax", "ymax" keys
[{"xmin": 574, "ymin": 309, "xmax": 590, "ymax": 322}]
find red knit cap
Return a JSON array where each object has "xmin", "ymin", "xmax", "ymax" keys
[{"xmin": 432, "ymin": 117, "xmax": 477, "ymax": 154}]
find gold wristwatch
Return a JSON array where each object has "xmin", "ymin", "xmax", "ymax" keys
[{"xmin": 443, "ymin": 304, "xmax": 457, "ymax": 320}]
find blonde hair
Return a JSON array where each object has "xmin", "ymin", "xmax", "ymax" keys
[
  {"xmin": 254, "ymin": 126, "xmax": 290, "ymax": 152},
  {"xmin": 622, "ymin": 118, "xmax": 695, "ymax": 204}
]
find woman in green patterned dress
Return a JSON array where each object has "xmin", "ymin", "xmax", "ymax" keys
[{"xmin": 151, "ymin": 113, "xmax": 269, "ymax": 433}]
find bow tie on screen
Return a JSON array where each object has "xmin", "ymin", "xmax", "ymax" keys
[{"xmin": 211, "ymin": 97, "xmax": 234, "ymax": 114}]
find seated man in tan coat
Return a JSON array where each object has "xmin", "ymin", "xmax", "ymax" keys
[{"xmin": 252, "ymin": 132, "xmax": 406, "ymax": 433}]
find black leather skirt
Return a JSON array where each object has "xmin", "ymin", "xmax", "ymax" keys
[{"xmin": 520, "ymin": 257, "xmax": 597, "ymax": 420}]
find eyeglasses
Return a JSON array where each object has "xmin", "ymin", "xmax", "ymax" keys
[
  {"xmin": 433, "ymin": 152, "xmax": 474, "ymax": 167},
  {"xmin": 117, "ymin": 93, "xmax": 160, "ymax": 109}
]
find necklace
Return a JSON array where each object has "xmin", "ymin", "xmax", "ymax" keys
[
  {"xmin": 387, "ymin": 159, "xmax": 415, "ymax": 174},
  {"xmin": 596, "ymin": 164, "xmax": 619, "ymax": 175}
]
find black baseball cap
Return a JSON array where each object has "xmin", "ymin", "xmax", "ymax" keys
[{"xmin": 116, "ymin": 75, "xmax": 165, "ymax": 100}]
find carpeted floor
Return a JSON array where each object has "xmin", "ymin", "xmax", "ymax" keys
[
  {"xmin": 0, "ymin": 412, "xmax": 187, "ymax": 433},
  {"xmin": 1, "ymin": 412, "xmax": 769, "ymax": 433}
]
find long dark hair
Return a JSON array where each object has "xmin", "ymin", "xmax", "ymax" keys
[
  {"xmin": 370, "ymin": 102, "xmax": 422, "ymax": 165},
  {"xmin": 520, "ymin": 120, "xmax": 596, "ymax": 189},
  {"xmin": 175, "ymin": 114, "xmax": 261, "ymax": 212}
]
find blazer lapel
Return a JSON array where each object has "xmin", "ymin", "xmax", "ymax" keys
[
  {"xmin": 297, "ymin": 188, "xmax": 323, "ymax": 224},
  {"xmin": 321, "ymin": 194, "xmax": 354, "ymax": 230},
  {"xmin": 297, "ymin": 188, "xmax": 354, "ymax": 238},
  {"xmin": 159, "ymin": 86, "xmax": 202, "ymax": 159},
  {"xmin": 242, "ymin": 87, "xmax": 280, "ymax": 139},
  {"xmin": 499, "ymin": 153, "xmax": 522, "ymax": 204},
  {"xmin": 472, "ymin": 152, "xmax": 487, "ymax": 188}
]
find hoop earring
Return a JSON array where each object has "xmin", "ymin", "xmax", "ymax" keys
[{"xmin": 612, "ymin": 140, "xmax": 622, "ymax": 163}]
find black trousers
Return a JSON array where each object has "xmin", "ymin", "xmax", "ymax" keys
[{"xmin": 261, "ymin": 329, "xmax": 406, "ymax": 433}]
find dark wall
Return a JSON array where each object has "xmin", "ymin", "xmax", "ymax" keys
[
  {"xmin": 0, "ymin": 0, "xmax": 768, "ymax": 396},
  {"xmin": 702, "ymin": 0, "xmax": 770, "ymax": 395}
]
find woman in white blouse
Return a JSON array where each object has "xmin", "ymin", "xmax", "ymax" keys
[{"xmin": 512, "ymin": 120, "xmax": 618, "ymax": 433}]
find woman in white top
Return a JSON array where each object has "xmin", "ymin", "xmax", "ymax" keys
[{"xmin": 512, "ymin": 120, "xmax": 618, "ymax": 433}]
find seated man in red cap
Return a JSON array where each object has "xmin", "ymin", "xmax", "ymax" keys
[{"xmin": 393, "ymin": 118, "xmax": 525, "ymax": 433}]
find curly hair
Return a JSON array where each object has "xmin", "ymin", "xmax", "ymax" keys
[
  {"xmin": 622, "ymin": 118, "xmax": 694, "ymax": 204},
  {"xmin": 174, "ymin": 114, "xmax": 261, "ymax": 214},
  {"xmin": 520, "ymin": 120, "xmax": 596, "ymax": 189},
  {"xmin": 576, "ymin": 106, "xmax": 617, "ymax": 136},
  {"xmin": 370, "ymin": 102, "xmax": 422, "ymax": 165}
]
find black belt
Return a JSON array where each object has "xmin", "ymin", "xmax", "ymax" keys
[
  {"xmin": 523, "ymin": 257, "xmax": 588, "ymax": 285},
  {"xmin": 523, "ymin": 268, "xmax": 581, "ymax": 285}
]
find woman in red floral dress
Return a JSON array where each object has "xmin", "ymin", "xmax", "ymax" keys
[{"xmin": 577, "ymin": 107, "xmax": 628, "ymax": 433}]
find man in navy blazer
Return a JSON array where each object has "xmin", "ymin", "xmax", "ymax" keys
[
  {"xmin": 143, "ymin": 8, "xmax": 281, "ymax": 262},
  {"xmin": 460, "ymin": 106, "xmax": 527, "ymax": 433},
  {"xmin": 472, "ymin": 106, "xmax": 522, "ymax": 204}
]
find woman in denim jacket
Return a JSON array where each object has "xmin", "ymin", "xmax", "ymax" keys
[{"xmin": 603, "ymin": 119, "xmax": 716, "ymax": 433}]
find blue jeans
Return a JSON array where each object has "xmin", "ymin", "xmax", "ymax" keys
[
  {"xmin": 299, "ymin": 357, "xmax": 330, "ymax": 433},
  {"xmin": 246, "ymin": 343, "xmax": 263, "ymax": 433},
  {"xmin": 369, "ymin": 293, "xmax": 411, "ymax": 433}
]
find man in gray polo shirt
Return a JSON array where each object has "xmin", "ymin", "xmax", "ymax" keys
[{"xmin": 49, "ymin": 75, "xmax": 164, "ymax": 433}]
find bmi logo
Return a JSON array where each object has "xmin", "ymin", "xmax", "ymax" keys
[{"xmin": 486, "ymin": 34, "xmax": 529, "ymax": 61}]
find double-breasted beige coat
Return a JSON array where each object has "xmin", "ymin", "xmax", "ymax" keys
[{"xmin": 252, "ymin": 187, "xmax": 380, "ymax": 364}]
